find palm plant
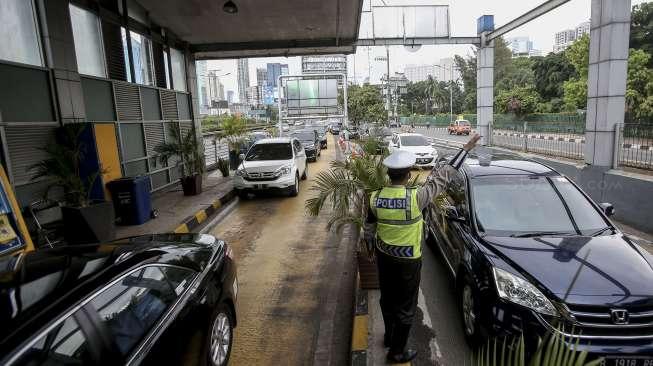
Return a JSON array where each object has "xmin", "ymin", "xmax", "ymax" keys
[
  {"xmin": 154, "ymin": 124, "xmax": 204, "ymax": 177},
  {"xmin": 30, "ymin": 123, "xmax": 103, "ymax": 207},
  {"xmin": 217, "ymin": 157, "xmax": 230, "ymax": 177},
  {"xmin": 470, "ymin": 329, "xmax": 603, "ymax": 366}
]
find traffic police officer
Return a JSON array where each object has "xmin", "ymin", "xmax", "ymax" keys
[{"xmin": 364, "ymin": 134, "xmax": 480, "ymax": 363}]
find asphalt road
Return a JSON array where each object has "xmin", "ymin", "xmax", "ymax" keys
[{"xmin": 207, "ymin": 139, "xmax": 356, "ymax": 366}]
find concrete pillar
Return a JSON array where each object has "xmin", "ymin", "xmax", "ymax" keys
[
  {"xmin": 584, "ymin": 0, "xmax": 631, "ymax": 167},
  {"xmin": 38, "ymin": 0, "xmax": 86, "ymax": 123},
  {"xmin": 476, "ymin": 33, "xmax": 494, "ymax": 146},
  {"xmin": 185, "ymin": 52, "xmax": 203, "ymax": 148}
]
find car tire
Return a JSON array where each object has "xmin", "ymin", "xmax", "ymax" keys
[
  {"xmin": 288, "ymin": 174, "xmax": 299, "ymax": 197},
  {"xmin": 459, "ymin": 276, "xmax": 486, "ymax": 347},
  {"xmin": 203, "ymin": 303, "xmax": 234, "ymax": 366},
  {"xmin": 301, "ymin": 164, "xmax": 307, "ymax": 180}
]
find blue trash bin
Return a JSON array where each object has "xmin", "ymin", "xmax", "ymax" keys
[{"xmin": 107, "ymin": 176, "xmax": 152, "ymax": 225}]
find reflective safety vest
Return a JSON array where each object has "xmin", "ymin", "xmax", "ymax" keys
[{"xmin": 370, "ymin": 186, "xmax": 423, "ymax": 259}]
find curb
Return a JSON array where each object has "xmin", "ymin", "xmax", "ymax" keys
[
  {"xmin": 173, "ymin": 189, "xmax": 236, "ymax": 233},
  {"xmin": 351, "ymin": 273, "xmax": 369, "ymax": 366}
]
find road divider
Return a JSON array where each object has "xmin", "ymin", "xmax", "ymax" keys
[{"xmin": 174, "ymin": 190, "xmax": 236, "ymax": 233}]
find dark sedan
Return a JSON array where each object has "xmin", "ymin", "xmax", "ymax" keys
[
  {"xmin": 0, "ymin": 234, "xmax": 237, "ymax": 366},
  {"xmin": 425, "ymin": 153, "xmax": 653, "ymax": 363},
  {"xmin": 291, "ymin": 129, "xmax": 321, "ymax": 162}
]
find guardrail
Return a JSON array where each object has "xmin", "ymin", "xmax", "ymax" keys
[
  {"xmin": 617, "ymin": 122, "xmax": 653, "ymax": 170},
  {"xmin": 490, "ymin": 121, "xmax": 585, "ymax": 160}
]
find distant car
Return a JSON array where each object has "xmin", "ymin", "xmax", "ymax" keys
[
  {"xmin": 281, "ymin": 124, "xmax": 290, "ymax": 132},
  {"xmin": 307, "ymin": 124, "xmax": 328, "ymax": 149},
  {"xmin": 235, "ymin": 137, "xmax": 307, "ymax": 197},
  {"xmin": 389, "ymin": 121, "xmax": 401, "ymax": 128},
  {"xmin": 291, "ymin": 129, "xmax": 321, "ymax": 162},
  {"xmin": 388, "ymin": 133, "xmax": 437, "ymax": 168},
  {"xmin": 448, "ymin": 119, "xmax": 472, "ymax": 135},
  {"xmin": 425, "ymin": 153, "xmax": 653, "ymax": 363},
  {"xmin": 249, "ymin": 131, "xmax": 271, "ymax": 143},
  {"xmin": 0, "ymin": 234, "xmax": 237, "ymax": 366},
  {"xmin": 347, "ymin": 126, "xmax": 360, "ymax": 140},
  {"xmin": 330, "ymin": 124, "xmax": 340, "ymax": 135}
]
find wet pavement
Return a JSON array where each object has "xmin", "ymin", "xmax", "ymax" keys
[{"xmin": 208, "ymin": 138, "xmax": 356, "ymax": 366}]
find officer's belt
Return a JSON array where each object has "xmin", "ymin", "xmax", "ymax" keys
[
  {"xmin": 376, "ymin": 215, "xmax": 422, "ymax": 225},
  {"xmin": 377, "ymin": 241, "xmax": 414, "ymax": 258}
]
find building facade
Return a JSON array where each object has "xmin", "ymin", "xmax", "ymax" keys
[
  {"xmin": 0, "ymin": 0, "xmax": 198, "ymax": 207},
  {"xmin": 207, "ymin": 70, "xmax": 225, "ymax": 107},
  {"xmin": 554, "ymin": 21, "xmax": 590, "ymax": 53},
  {"xmin": 301, "ymin": 55, "xmax": 347, "ymax": 74},
  {"xmin": 403, "ymin": 64, "xmax": 436, "ymax": 83},
  {"xmin": 506, "ymin": 37, "xmax": 543, "ymax": 58},
  {"xmin": 246, "ymin": 86, "xmax": 260, "ymax": 106},
  {"xmin": 196, "ymin": 60, "xmax": 209, "ymax": 114},
  {"xmin": 237, "ymin": 58, "xmax": 250, "ymax": 103},
  {"xmin": 266, "ymin": 63, "xmax": 288, "ymax": 88},
  {"xmin": 227, "ymin": 90, "xmax": 235, "ymax": 103}
]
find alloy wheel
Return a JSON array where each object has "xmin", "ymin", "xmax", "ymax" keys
[
  {"xmin": 209, "ymin": 312, "xmax": 231, "ymax": 366},
  {"xmin": 462, "ymin": 285, "xmax": 476, "ymax": 337}
]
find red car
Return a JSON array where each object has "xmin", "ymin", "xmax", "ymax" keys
[{"xmin": 447, "ymin": 120, "xmax": 472, "ymax": 135}]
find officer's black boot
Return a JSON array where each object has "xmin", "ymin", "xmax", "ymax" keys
[
  {"xmin": 387, "ymin": 324, "xmax": 417, "ymax": 363},
  {"xmin": 383, "ymin": 323, "xmax": 394, "ymax": 348}
]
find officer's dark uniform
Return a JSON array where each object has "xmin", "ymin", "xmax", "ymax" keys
[{"xmin": 365, "ymin": 148, "xmax": 469, "ymax": 361}]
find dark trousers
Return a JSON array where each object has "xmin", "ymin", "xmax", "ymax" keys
[{"xmin": 376, "ymin": 248, "xmax": 422, "ymax": 354}]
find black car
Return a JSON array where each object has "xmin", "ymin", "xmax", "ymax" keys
[
  {"xmin": 425, "ymin": 153, "xmax": 653, "ymax": 362},
  {"xmin": 0, "ymin": 234, "xmax": 238, "ymax": 366},
  {"xmin": 309, "ymin": 125, "xmax": 328, "ymax": 149},
  {"xmin": 291, "ymin": 129, "xmax": 321, "ymax": 162}
]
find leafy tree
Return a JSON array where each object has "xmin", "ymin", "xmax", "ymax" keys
[
  {"xmin": 630, "ymin": 2, "xmax": 653, "ymax": 67},
  {"xmin": 494, "ymin": 37, "xmax": 515, "ymax": 85},
  {"xmin": 345, "ymin": 84, "xmax": 387, "ymax": 125},
  {"xmin": 454, "ymin": 54, "xmax": 477, "ymax": 113},
  {"xmin": 496, "ymin": 57, "xmax": 536, "ymax": 93},
  {"xmin": 626, "ymin": 49, "xmax": 653, "ymax": 118},
  {"xmin": 532, "ymin": 52, "xmax": 577, "ymax": 102},
  {"xmin": 495, "ymin": 86, "xmax": 540, "ymax": 117},
  {"xmin": 563, "ymin": 34, "xmax": 590, "ymax": 110}
]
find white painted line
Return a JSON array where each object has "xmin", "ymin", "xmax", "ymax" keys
[
  {"xmin": 199, "ymin": 198, "xmax": 239, "ymax": 234},
  {"xmin": 418, "ymin": 287, "xmax": 442, "ymax": 363}
]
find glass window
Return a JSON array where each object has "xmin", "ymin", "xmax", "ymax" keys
[
  {"xmin": 400, "ymin": 135, "xmax": 428, "ymax": 146},
  {"xmin": 551, "ymin": 177, "xmax": 608, "ymax": 234},
  {"xmin": 163, "ymin": 50, "xmax": 171, "ymax": 89},
  {"xmin": 446, "ymin": 171, "xmax": 468, "ymax": 217},
  {"xmin": 14, "ymin": 315, "xmax": 93, "ymax": 365},
  {"xmin": 245, "ymin": 143, "xmax": 293, "ymax": 161},
  {"xmin": 130, "ymin": 31, "xmax": 154, "ymax": 85},
  {"xmin": 89, "ymin": 266, "xmax": 180, "ymax": 355},
  {"xmin": 0, "ymin": 0, "xmax": 43, "ymax": 66},
  {"xmin": 69, "ymin": 4, "xmax": 106, "ymax": 77},
  {"xmin": 170, "ymin": 48, "xmax": 186, "ymax": 92}
]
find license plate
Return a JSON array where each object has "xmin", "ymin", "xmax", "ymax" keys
[
  {"xmin": 254, "ymin": 184, "xmax": 267, "ymax": 189},
  {"xmin": 601, "ymin": 357, "xmax": 653, "ymax": 366}
]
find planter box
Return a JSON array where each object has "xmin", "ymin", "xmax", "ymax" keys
[
  {"xmin": 61, "ymin": 201, "xmax": 115, "ymax": 244},
  {"xmin": 357, "ymin": 250, "xmax": 379, "ymax": 289},
  {"xmin": 180, "ymin": 174, "xmax": 202, "ymax": 196}
]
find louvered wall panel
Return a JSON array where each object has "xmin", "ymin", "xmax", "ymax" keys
[
  {"xmin": 114, "ymin": 83, "xmax": 142, "ymax": 120},
  {"xmin": 5, "ymin": 126, "xmax": 56, "ymax": 185},
  {"xmin": 161, "ymin": 90, "xmax": 178, "ymax": 120},
  {"xmin": 144, "ymin": 122, "xmax": 165, "ymax": 156},
  {"xmin": 180, "ymin": 121, "xmax": 193, "ymax": 138},
  {"xmin": 102, "ymin": 21, "xmax": 127, "ymax": 81}
]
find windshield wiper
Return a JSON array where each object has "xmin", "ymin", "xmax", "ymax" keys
[
  {"xmin": 510, "ymin": 231, "xmax": 575, "ymax": 238},
  {"xmin": 589, "ymin": 227, "xmax": 614, "ymax": 237}
]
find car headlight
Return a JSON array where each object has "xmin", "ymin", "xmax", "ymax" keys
[
  {"xmin": 493, "ymin": 267, "xmax": 557, "ymax": 316},
  {"xmin": 235, "ymin": 168, "xmax": 246, "ymax": 177},
  {"xmin": 276, "ymin": 165, "xmax": 292, "ymax": 176}
]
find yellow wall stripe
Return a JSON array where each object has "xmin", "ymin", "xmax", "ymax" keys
[
  {"xmin": 351, "ymin": 315, "xmax": 368, "ymax": 351},
  {"xmin": 174, "ymin": 224, "xmax": 189, "ymax": 234},
  {"xmin": 195, "ymin": 210, "xmax": 207, "ymax": 224},
  {"xmin": 93, "ymin": 124, "xmax": 122, "ymax": 199}
]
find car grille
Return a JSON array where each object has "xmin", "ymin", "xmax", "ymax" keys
[
  {"xmin": 244, "ymin": 172, "xmax": 279, "ymax": 182},
  {"xmin": 559, "ymin": 304, "xmax": 653, "ymax": 339}
]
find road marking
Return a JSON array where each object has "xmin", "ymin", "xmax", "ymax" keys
[
  {"xmin": 351, "ymin": 314, "xmax": 369, "ymax": 351},
  {"xmin": 195, "ymin": 210, "xmax": 207, "ymax": 224},
  {"xmin": 174, "ymin": 223, "xmax": 189, "ymax": 233},
  {"xmin": 418, "ymin": 287, "xmax": 442, "ymax": 363}
]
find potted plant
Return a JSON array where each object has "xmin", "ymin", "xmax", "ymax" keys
[
  {"xmin": 306, "ymin": 136, "xmax": 394, "ymax": 289},
  {"xmin": 154, "ymin": 124, "xmax": 205, "ymax": 196},
  {"xmin": 30, "ymin": 123, "xmax": 114, "ymax": 245},
  {"xmin": 219, "ymin": 115, "xmax": 247, "ymax": 170}
]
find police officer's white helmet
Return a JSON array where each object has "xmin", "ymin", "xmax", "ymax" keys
[{"xmin": 383, "ymin": 150, "xmax": 416, "ymax": 170}]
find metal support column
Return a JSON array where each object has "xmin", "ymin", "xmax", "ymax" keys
[{"xmin": 476, "ymin": 32, "xmax": 494, "ymax": 146}]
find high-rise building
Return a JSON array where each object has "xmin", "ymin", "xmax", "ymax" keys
[
  {"xmin": 403, "ymin": 64, "xmax": 436, "ymax": 83},
  {"xmin": 237, "ymin": 58, "xmax": 250, "ymax": 103},
  {"xmin": 506, "ymin": 37, "xmax": 542, "ymax": 57},
  {"xmin": 207, "ymin": 70, "xmax": 225, "ymax": 106},
  {"xmin": 301, "ymin": 55, "xmax": 347, "ymax": 74},
  {"xmin": 256, "ymin": 68, "xmax": 267, "ymax": 88},
  {"xmin": 246, "ymin": 86, "xmax": 260, "ymax": 106},
  {"xmin": 434, "ymin": 58, "xmax": 461, "ymax": 82},
  {"xmin": 266, "ymin": 63, "xmax": 288, "ymax": 88},
  {"xmin": 196, "ymin": 61, "xmax": 209, "ymax": 114},
  {"xmin": 554, "ymin": 21, "xmax": 590, "ymax": 53},
  {"xmin": 227, "ymin": 90, "xmax": 235, "ymax": 104}
]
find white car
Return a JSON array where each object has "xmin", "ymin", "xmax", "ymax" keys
[
  {"xmin": 234, "ymin": 137, "xmax": 308, "ymax": 197},
  {"xmin": 388, "ymin": 133, "xmax": 438, "ymax": 168}
]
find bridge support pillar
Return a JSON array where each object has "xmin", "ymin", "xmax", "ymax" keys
[
  {"xmin": 584, "ymin": 0, "xmax": 631, "ymax": 167},
  {"xmin": 476, "ymin": 32, "xmax": 494, "ymax": 146}
]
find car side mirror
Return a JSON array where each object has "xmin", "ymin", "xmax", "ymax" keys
[
  {"xmin": 599, "ymin": 202, "xmax": 615, "ymax": 217},
  {"xmin": 443, "ymin": 205, "xmax": 466, "ymax": 222},
  {"xmin": 239, "ymin": 153, "xmax": 245, "ymax": 161}
]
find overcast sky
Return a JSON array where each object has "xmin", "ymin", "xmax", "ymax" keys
[{"xmin": 206, "ymin": 0, "xmax": 649, "ymax": 101}]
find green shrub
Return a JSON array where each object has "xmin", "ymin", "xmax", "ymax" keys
[{"xmin": 217, "ymin": 157, "xmax": 230, "ymax": 177}]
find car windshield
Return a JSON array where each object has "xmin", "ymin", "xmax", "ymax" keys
[
  {"xmin": 292, "ymin": 131, "xmax": 315, "ymax": 142},
  {"xmin": 400, "ymin": 135, "xmax": 428, "ymax": 146},
  {"xmin": 250, "ymin": 133, "xmax": 267, "ymax": 141},
  {"xmin": 245, "ymin": 143, "xmax": 292, "ymax": 161},
  {"xmin": 472, "ymin": 176, "xmax": 608, "ymax": 236},
  {"xmin": 458, "ymin": 120, "xmax": 470, "ymax": 126}
]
